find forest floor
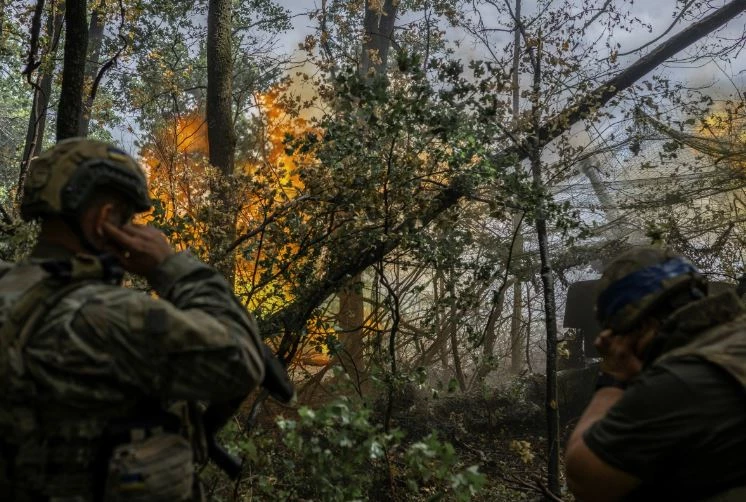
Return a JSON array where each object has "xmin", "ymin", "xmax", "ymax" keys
[
  {"xmin": 217, "ymin": 377, "xmax": 572, "ymax": 501},
  {"xmin": 389, "ymin": 384, "xmax": 568, "ymax": 501}
]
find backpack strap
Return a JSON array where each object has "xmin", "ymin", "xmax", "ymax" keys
[{"xmin": 0, "ymin": 265, "xmax": 92, "ymax": 384}]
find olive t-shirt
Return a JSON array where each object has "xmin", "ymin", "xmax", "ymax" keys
[{"xmin": 584, "ymin": 356, "xmax": 746, "ymax": 501}]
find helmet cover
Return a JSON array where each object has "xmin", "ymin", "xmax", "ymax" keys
[{"xmin": 21, "ymin": 138, "xmax": 151, "ymax": 221}]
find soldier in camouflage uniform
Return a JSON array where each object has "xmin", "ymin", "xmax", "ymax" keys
[
  {"xmin": 565, "ymin": 247, "xmax": 746, "ymax": 501},
  {"xmin": 0, "ymin": 138, "xmax": 266, "ymax": 501}
]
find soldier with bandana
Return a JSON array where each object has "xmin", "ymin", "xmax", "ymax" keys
[
  {"xmin": 0, "ymin": 138, "xmax": 266, "ymax": 501},
  {"xmin": 565, "ymin": 247, "xmax": 746, "ymax": 501}
]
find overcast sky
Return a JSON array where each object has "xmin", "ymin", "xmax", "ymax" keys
[
  {"xmin": 272, "ymin": 0, "xmax": 746, "ymax": 92},
  {"xmin": 112, "ymin": 1, "xmax": 746, "ymax": 153}
]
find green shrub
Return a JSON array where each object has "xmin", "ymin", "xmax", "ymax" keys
[{"xmin": 210, "ymin": 397, "xmax": 485, "ymax": 501}]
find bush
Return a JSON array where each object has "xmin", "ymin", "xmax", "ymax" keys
[{"xmin": 208, "ymin": 397, "xmax": 485, "ymax": 501}]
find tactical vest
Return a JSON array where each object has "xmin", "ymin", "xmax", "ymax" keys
[
  {"xmin": 0, "ymin": 256, "xmax": 199, "ymax": 501},
  {"xmin": 654, "ymin": 289, "xmax": 746, "ymax": 502},
  {"xmin": 655, "ymin": 289, "xmax": 746, "ymax": 389}
]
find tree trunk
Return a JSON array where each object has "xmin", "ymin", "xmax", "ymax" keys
[
  {"xmin": 535, "ymin": 178, "xmax": 561, "ymax": 500},
  {"xmin": 206, "ymin": 0, "xmax": 237, "ymax": 280},
  {"xmin": 0, "ymin": 0, "xmax": 6, "ymax": 46},
  {"xmin": 450, "ymin": 312, "xmax": 466, "ymax": 392},
  {"xmin": 335, "ymin": 1, "xmax": 402, "ymax": 386},
  {"xmin": 527, "ymin": 34, "xmax": 561, "ymax": 500},
  {"xmin": 360, "ymin": 0, "xmax": 398, "ymax": 77},
  {"xmin": 336, "ymin": 277, "xmax": 366, "ymax": 387},
  {"xmin": 509, "ymin": 267, "xmax": 525, "ymax": 373},
  {"xmin": 78, "ymin": 1, "xmax": 106, "ymax": 137},
  {"xmin": 57, "ymin": 0, "xmax": 88, "ymax": 141},
  {"xmin": 476, "ymin": 279, "xmax": 512, "ymax": 383},
  {"xmin": 17, "ymin": 4, "xmax": 63, "ymax": 202},
  {"xmin": 509, "ymin": 0, "xmax": 526, "ymax": 375},
  {"xmin": 207, "ymin": 0, "xmax": 235, "ymax": 176}
]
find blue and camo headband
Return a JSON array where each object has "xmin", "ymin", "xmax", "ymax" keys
[{"xmin": 596, "ymin": 258, "xmax": 700, "ymax": 325}]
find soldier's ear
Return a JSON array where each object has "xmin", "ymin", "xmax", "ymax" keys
[{"xmin": 95, "ymin": 203, "xmax": 117, "ymax": 237}]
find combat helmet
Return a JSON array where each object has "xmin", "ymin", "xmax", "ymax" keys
[
  {"xmin": 20, "ymin": 138, "xmax": 151, "ymax": 221},
  {"xmin": 595, "ymin": 246, "xmax": 706, "ymax": 333}
]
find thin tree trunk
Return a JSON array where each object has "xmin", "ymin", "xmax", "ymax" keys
[
  {"xmin": 524, "ymin": 282, "xmax": 533, "ymax": 373},
  {"xmin": 527, "ymin": 34, "xmax": 561, "ymax": 500},
  {"xmin": 17, "ymin": 4, "xmax": 63, "ymax": 203},
  {"xmin": 25, "ymin": 0, "xmax": 45, "ymax": 74},
  {"xmin": 206, "ymin": 0, "xmax": 237, "ymax": 281},
  {"xmin": 78, "ymin": 1, "xmax": 106, "ymax": 137},
  {"xmin": 57, "ymin": 0, "xmax": 88, "ymax": 141},
  {"xmin": 337, "ymin": 277, "xmax": 366, "ymax": 388},
  {"xmin": 509, "ymin": 0, "xmax": 526, "ymax": 375},
  {"xmin": 0, "ymin": 0, "xmax": 6, "ymax": 46},
  {"xmin": 536, "ymin": 177, "xmax": 561, "ymax": 500},
  {"xmin": 476, "ymin": 279, "xmax": 511, "ymax": 382},
  {"xmin": 433, "ymin": 272, "xmax": 449, "ymax": 370},
  {"xmin": 207, "ymin": 0, "xmax": 235, "ymax": 176},
  {"xmin": 509, "ymin": 262, "xmax": 525, "ymax": 372},
  {"xmin": 450, "ymin": 310, "xmax": 466, "ymax": 392}
]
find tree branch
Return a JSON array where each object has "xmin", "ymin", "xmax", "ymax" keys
[
  {"xmin": 617, "ymin": 0, "xmax": 697, "ymax": 57},
  {"xmin": 23, "ymin": 0, "xmax": 45, "ymax": 76},
  {"xmin": 89, "ymin": 0, "xmax": 128, "ymax": 105},
  {"xmin": 263, "ymin": 0, "xmax": 746, "ymax": 340}
]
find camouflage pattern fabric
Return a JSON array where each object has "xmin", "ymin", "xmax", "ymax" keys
[
  {"xmin": 21, "ymin": 137, "xmax": 151, "ymax": 221},
  {"xmin": 0, "ymin": 242, "xmax": 265, "ymax": 501},
  {"xmin": 655, "ymin": 289, "xmax": 746, "ymax": 389}
]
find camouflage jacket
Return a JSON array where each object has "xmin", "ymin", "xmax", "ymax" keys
[{"xmin": 0, "ymin": 242, "xmax": 265, "ymax": 501}]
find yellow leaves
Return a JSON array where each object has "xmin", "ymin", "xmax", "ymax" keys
[
  {"xmin": 368, "ymin": 0, "xmax": 387, "ymax": 17},
  {"xmin": 699, "ymin": 110, "xmax": 745, "ymax": 142},
  {"xmin": 510, "ymin": 440, "xmax": 535, "ymax": 464},
  {"xmin": 557, "ymin": 340, "xmax": 570, "ymax": 359},
  {"xmin": 299, "ymin": 35, "xmax": 317, "ymax": 52},
  {"xmin": 367, "ymin": 49, "xmax": 383, "ymax": 68}
]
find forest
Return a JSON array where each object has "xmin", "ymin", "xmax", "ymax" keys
[{"xmin": 1, "ymin": 0, "xmax": 746, "ymax": 500}]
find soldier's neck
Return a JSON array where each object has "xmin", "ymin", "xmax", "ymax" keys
[{"xmin": 37, "ymin": 218, "xmax": 87, "ymax": 255}]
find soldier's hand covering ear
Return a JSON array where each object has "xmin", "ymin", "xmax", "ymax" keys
[
  {"xmin": 102, "ymin": 222, "xmax": 174, "ymax": 278},
  {"xmin": 595, "ymin": 329, "xmax": 643, "ymax": 383}
]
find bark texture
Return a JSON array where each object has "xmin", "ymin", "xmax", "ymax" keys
[
  {"xmin": 206, "ymin": 0, "xmax": 237, "ymax": 280},
  {"xmin": 207, "ymin": 0, "xmax": 236, "ymax": 176},
  {"xmin": 360, "ymin": 0, "xmax": 398, "ymax": 77},
  {"xmin": 78, "ymin": 1, "xmax": 106, "ymax": 137},
  {"xmin": 17, "ymin": 3, "xmax": 63, "ymax": 203},
  {"xmin": 336, "ymin": 279, "xmax": 366, "ymax": 384},
  {"xmin": 57, "ymin": 0, "xmax": 88, "ymax": 141}
]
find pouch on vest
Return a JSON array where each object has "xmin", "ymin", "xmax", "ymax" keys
[{"xmin": 104, "ymin": 432, "xmax": 193, "ymax": 502}]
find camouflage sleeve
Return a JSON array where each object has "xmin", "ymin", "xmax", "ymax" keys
[{"xmin": 71, "ymin": 252, "xmax": 265, "ymax": 401}]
